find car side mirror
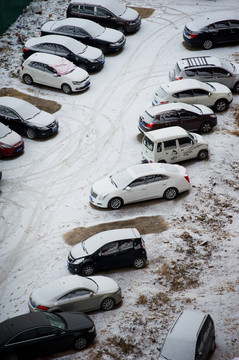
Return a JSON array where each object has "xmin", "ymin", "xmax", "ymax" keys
[
  {"xmin": 90, "ymin": 292, "xmax": 93, "ymax": 297},
  {"xmin": 208, "ymin": 92, "xmax": 211, "ymax": 97},
  {"xmin": 125, "ymin": 186, "xmax": 131, "ymax": 191},
  {"xmin": 53, "ymin": 73, "xmax": 60, "ymax": 77}
]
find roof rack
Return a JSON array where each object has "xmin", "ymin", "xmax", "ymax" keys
[{"xmin": 181, "ymin": 56, "xmax": 215, "ymax": 68}]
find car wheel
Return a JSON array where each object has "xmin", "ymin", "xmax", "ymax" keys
[
  {"xmin": 117, "ymin": 25, "xmax": 125, "ymax": 34},
  {"xmin": 73, "ymin": 336, "xmax": 88, "ymax": 350},
  {"xmin": 163, "ymin": 187, "xmax": 178, "ymax": 200},
  {"xmin": 101, "ymin": 297, "xmax": 116, "ymax": 311},
  {"xmin": 5, "ymin": 354, "xmax": 19, "ymax": 360},
  {"xmin": 233, "ymin": 82, "xmax": 239, "ymax": 93},
  {"xmin": 61, "ymin": 83, "xmax": 72, "ymax": 94},
  {"xmin": 81, "ymin": 264, "xmax": 95, "ymax": 276},
  {"xmin": 133, "ymin": 257, "xmax": 146, "ymax": 269},
  {"xmin": 23, "ymin": 74, "xmax": 33, "ymax": 85},
  {"xmin": 99, "ymin": 44, "xmax": 107, "ymax": 54},
  {"xmin": 202, "ymin": 39, "xmax": 213, "ymax": 49},
  {"xmin": 26, "ymin": 128, "xmax": 36, "ymax": 139},
  {"xmin": 108, "ymin": 197, "xmax": 123, "ymax": 210},
  {"xmin": 199, "ymin": 121, "xmax": 213, "ymax": 133},
  {"xmin": 211, "ymin": 338, "xmax": 216, "ymax": 353},
  {"xmin": 214, "ymin": 99, "xmax": 228, "ymax": 112},
  {"xmin": 197, "ymin": 149, "xmax": 208, "ymax": 160}
]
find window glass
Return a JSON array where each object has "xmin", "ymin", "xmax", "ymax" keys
[
  {"xmin": 129, "ymin": 177, "xmax": 146, "ymax": 187},
  {"xmin": 29, "ymin": 61, "xmax": 44, "ymax": 71},
  {"xmin": 197, "ymin": 69, "xmax": 213, "ymax": 77},
  {"xmin": 213, "ymin": 67, "xmax": 229, "ymax": 76},
  {"xmin": 43, "ymin": 64, "xmax": 56, "ymax": 74},
  {"xmin": 59, "ymin": 289, "xmax": 90, "ymax": 300},
  {"xmin": 164, "ymin": 140, "xmax": 176, "ymax": 149},
  {"xmin": 178, "ymin": 90, "xmax": 193, "ymax": 98},
  {"xmin": 56, "ymin": 45, "xmax": 69, "ymax": 56},
  {"xmin": 157, "ymin": 142, "xmax": 162, "ymax": 152},
  {"xmin": 143, "ymin": 136, "xmax": 154, "ymax": 151},
  {"xmin": 179, "ymin": 110, "xmax": 194, "ymax": 119},
  {"xmin": 58, "ymin": 26, "xmax": 75, "ymax": 35},
  {"xmin": 43, "ymin": 313, "xmax": 66, "ymax": 330},
  {"xmin": 74, "ymin": 27, "xmax": 89, "ymax": 37},
  {"xmin": 229, "ymin": 20, "xmax": 239, "ymax": 28},
  {"xmin": 101, "ymin": 242, "xmax": 119, "ymax": 255},
  {"xmin": 37, "ymin": 327, "xmax": 55, "ymax": 337},
  {"xmin": 193, "ymin": 88, "xmax": 209, "ymax": 96},
  {"xmin": 118, "ymin": 239, "xmax": 133, "ymax": 251},
  {"xmin": 185, "ymin": 69, "xmax": 196, "ymax": 77},
  {"xmin": 214, "ymin": 21, "xmax": 229, "ymax": 29},
  {"xmin": 163, "ymin": 112, "xmax": 179, "ymax": 122},
  {"xmin": 38, "ymin": 43, "xmax": 56, "ymax": 52},
  {"xmin": 0, "ymin": 107, "xmax": 18, "ymax": 119},
  {"xmin": 178, "ymin": 137, "xmax": 193, "ymax": 147},
  {"xmin": 71, "ymin": 5, "xmax": 80, "ymax": 13},
  {"xmin": 9, "ymin": 329, "xmax": 38, "ymax": 343},
  {"xmin": 97, "ymin": 7, "xmax": 111, "ymax": 17},
  {"xmin": 82, "ymin": 6, "xmax": 94, "ymax": 15}
]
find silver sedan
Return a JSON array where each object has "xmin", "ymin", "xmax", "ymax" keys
[{"xmin": 29, "ymin": 275, "xmax": 122, "ymax": 313}]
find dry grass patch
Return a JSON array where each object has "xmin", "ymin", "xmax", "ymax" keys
[{"xmin": 130, "ymin": 7, "xmax": 154, "ymax": 19}]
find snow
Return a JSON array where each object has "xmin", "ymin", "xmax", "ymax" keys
[{"xmin": 0, "ymin": 0, "xmax": 239, "ymax": 359}]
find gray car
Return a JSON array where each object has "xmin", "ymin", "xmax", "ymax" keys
[
  {"xmin": 169, "ymin": 56, "xmax": 239, "ymax": 92},
  {"xmin": 28, "ymin": 275, "xmax": 122, "ymax": 313}
]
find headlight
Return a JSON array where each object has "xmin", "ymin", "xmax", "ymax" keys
[
  {"xmin": 0, "ymin": 143, "xmax": 12, "ymax": 148},
  {"xmin": 72, "ymin": 81, "xmax": 83, "ymax": 85},
  {"xmin": 88, "ymin": 326, "xmax": 95, "ymax": 333},
  {"xmin": 98, "ymin": 194, "xmax": 108, "ymax": 201},
  {"xmin": 40, "ymin": 126, "xmax": 49, "ymax": 130},
  {"xmin": 73, "ymin": 258, "xmax": 85, "ymax": 265}
]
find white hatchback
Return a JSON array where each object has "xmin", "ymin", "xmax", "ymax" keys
[
  {"xmin": 152, "ymin": 79, "xmax": 232, "ymax": 112},
  {"xmin": 21, "ymin": 52, "xmax": 90, "ymax": 94},
  {"xmin": 89, "ymin": 163, "xmax": 191, "ymax": 209}
]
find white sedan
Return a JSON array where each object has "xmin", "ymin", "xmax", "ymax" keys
[
  {"xmin": 89, "ymin": 163, "xmax": 191, "ymax": 209},
  {"xmin": 152, "ymin": 79, "xmax": 233, "ymax": 112},
  {"xmin": 29, "ymin": 275, "xmax": 122, "ymax": 313}
]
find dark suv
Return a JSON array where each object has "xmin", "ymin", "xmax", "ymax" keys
[
  {"xmin": 67, "ymin": 228, "xmax": 147, "ymax": 276},
  {"xmin": 66, "ymin": 0, "xmax": 141, "ymax": 34},
  {"xmin": 183, "ymin": 13, "xmax": 239, "ymax": 49}
]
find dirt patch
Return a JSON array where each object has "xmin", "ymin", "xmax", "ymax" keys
[
  {"xmin": 0, "ymin": 88, "xmax": 61, "ymax": 114},
  {"xmin": 64, "ymin": 216, "xmax": 168, "ymax": 245},
  {"xmin": 130, "ymin": 7, "xmax": 155, "ymax": 19}
]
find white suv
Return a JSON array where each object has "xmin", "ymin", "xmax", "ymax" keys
[
  {"xmin": 169, "ymin": 56, "xmax": 239, "ymax": 92},
  {"xmin": 152, "ymin": 79, "xmax": 232, "ymax": 112},
  {"xmin": 21, "ymin": 52, "xmax": 90, "ymax": 94}
]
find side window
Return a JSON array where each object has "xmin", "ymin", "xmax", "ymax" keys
[
  {"xmin": 143, "ymin": 136, "xmax": 154, "ymax": 151},
  {"xmin": 213, "ymin": 67, "xmax": 230, "ymax": 77},
  {"xmin": 29, "ymin": 61, "xmax": 45, "ymax": 71},
  {"xmin": 43, "ymin": 64, "xmax": 57, "ymax": 74},
  {"xmin": 37, "ymin": 327, "xmax": 55, "ymax": 337},
  {"xmin": 164, "ymin": 139, "xmax": 176, "ymax": 150},
  {"xmin": 59, "ymin": 289, "xmax": 91, "ymax": 300},
  {"xmin": 178, "ymin": 90, "xmax": 193, "ymax": 98},
  {"xmin": 118, "ymin": 239, "xmax": 133, "ymax": 251},
  {"xmin": 58, "ymin": 26, "xmax": 75, "ymax": 35},
  {"xmin": 129, "ymin": 177, "xmax": 146, "ymax": 187},
  {"xmin": 196, "ymin": 316, "xmax": 214, "ymax": 358},
  {"xmin": 145, "ymin": 175, "xmax": 157, "ymax": 184},
  {"xmin": 185, "ymin": 69, "xmax": 196, "ymax": 77},
  {"xmin": 71, "ymin": 5, "xmax": 80, "ymax": 14},
  {"xmin": 0, "ymin": 108, "xmax": 18, "ymax": 119},
  {"xmin": 56, "ymin": 45, "xmax": 69, "ymax": 56},
  {"xmin": 8, "ymin": 329, "xmax": 38, "ymax": 344},
  {"xmin": 157, "ymin": 142, "xmax": 162, "ymax": 152},
  {"xmin": 179, "ymin": 110, "xmax": 194, "ymax": 119},
  {"xmin": 74, "ymin": 27, "xmax": 89, "ymax": 37},
  {"xmin": 214, "ymin": 21, "xmax": 229, "ymax": 29},
  {"xmin": 193, "ymin": 89, "xmax": 209, "ymax": 96},
  {"xmin": 82, "ymin": 6, "xmax": 94, "ymax": 15},
  {"xmin": 38, "ymin": 43, "xmax": 56, "ymax": 52},
  {"xmin": 229, "ymin": 20, "xmax": 239, "ymax": 28},
  {"xmin": 178, "ymin": 137, "xmax": 193, "ymax": 147},
  {"xmin": 197, "ymin": 68, "xmax": 213, "ymax": 77},
  {"xmin": 163, "ymin": 112, "xmax": 178, "ymax": 122},
  {"xmin": 96, "ymin": 7, "xmax": 111, "ymax": 17},
  {"xmin": 101, "ymin": 242, "xmax": 119, "ymax": 256}
]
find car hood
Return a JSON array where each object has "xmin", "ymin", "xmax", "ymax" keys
[
  {"xmin": 207, "ymin": 82, "xmax": 231, "ymax": 94},
  {"xmin": 70, "ymin": 243, "xmax": 87, "ymax": 259},
  {"xmin": 27, "ymin": 111, "xmax": 56, "ymax": 127},
  {"xmin": 66, "ymin": 67, "xmax": 89, "ymax": 81},
  {"xmin": 0, "ymin": 130, "xmax": 22, "ymax": 146},
  {"xmin": 88, "ymin": 276, "xmax": 120, "ymax": 294},
  {"xmin": 97, "ymin": 28, "xmax": 124, "ymax": 43},
  {"xmin": 79, "ymin": 45, "xmax": 103, "ymax": 61},
  {"xmin": 119, "ymin": 7, "xmax": 139, "ymax": 21},
  {"xmin": 59, "ymin": 312, "xmax": 94, "ymax": 330},
  {"xmin": 192, "ymin": 103, "xmax": 214, "ymax": 115},
  {"xmin": 192, "ymin": 132, "xmax": 208, "ymax": 146},
  {"xmin": 92, "ymin": 176, "xmax": 116, "ymax": 197}
]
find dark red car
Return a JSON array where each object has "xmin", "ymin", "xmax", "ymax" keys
[{"xmin": 0, "ymin": 122, "xmax": 24, "ymax": 158}]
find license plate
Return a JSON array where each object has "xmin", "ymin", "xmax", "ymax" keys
[
  {"xmin": 89, "ymin": 195, "xmax": 93, "ymax": 202},
  {"xmin": 85, "ymin": 80, "xmax": 90, "ymax": 86},
  {"xmin": 16, "ymin": 147, "xmax": 23, "ymax": 152},
  {"xmin": 52, "ymin": 126, "xmax": 57, "ymax": 132}
]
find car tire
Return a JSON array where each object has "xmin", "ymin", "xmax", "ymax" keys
[
  {"xmin": 81, "ymin": 264, "xmax": 95, "ymax": 276},
  {"xmin": 108, "ymin": 197, "xmax": 123, "ymax": 210},
  {"xmin": 197, "ymin": 149, "xmax": 208, "ymax": 160},
  {"xmin": 202, "ymin": 39, "xmax": 213, "ymax": 50},
  {"xmin": 73, "ymin": 336, "xmax": 88, "ymax": 350},
  {"xmin": 23, "ymin": 74, "xmax": 33, "ymax": 85},
  {"xmin": 233, "ymin": 82, "xmax": 239, "ymax": 93},
  {"xmin": 163, "ymin": 187, "xmax": 178, "ymax": 200},
  {"xmin": 211, "ymin": 338, "xmax": 216, "ymax": 353},
  {"xmin": 117, "ymin": 25, "xmax": 125, "ymax": 34},
  {"xmin": 99, "ymin": 44, "xmax": 107, "ymax": 54},
  {"xmin": 5, "ymin": 354, "xmax": 19, "ymax": 360},
  {"xmin": 199, "ymin": 121, "xmax": 213, "ymax": 133},
  {"xmin": 214, "ymin": 99, "xmax": 228, "ymax": 112},
  {"xmin": 101, "ymin": 297, "xmax": 116, "ymax": 311},
  {"xmin": 26, "ymin": 128, "xmax": 36, "ymax": 139},
  {"xmin": 62, "ymin": 83, "xmax": 72, "ymax": 94},
  {"xmin": 133, "ymin": 257, "xmax": 146, "ymax": 269}
]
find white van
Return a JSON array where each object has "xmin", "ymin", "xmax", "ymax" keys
[
  {"xmin": 142, "ymin": 126, "xmax": 208, "ymax": 164},
  {"xmin": 157, "ymin": 310, "xmax": 216, "ymax": 360}
]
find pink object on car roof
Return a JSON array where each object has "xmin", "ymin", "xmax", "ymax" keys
[{"xmin": 52, "ymin": 58, "xmax": 77, "ymax": 75}]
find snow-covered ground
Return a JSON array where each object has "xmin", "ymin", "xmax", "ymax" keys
[{"xmin": 0, "ymin": 0, "xmax": 239, "ymax": 359}]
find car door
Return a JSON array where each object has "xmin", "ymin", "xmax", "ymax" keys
[
  {"xmin": 163, "ymin": 111, "xmax": 180, "ymax": 127},
  {"xmin": 95, "ymin": 241, "xmax": 120, "ymax": 270},
  {"xmin": 163, "ymin": 139, "xmax": 180, "ymax": 163},
  {"xmin": 196, "ymin": 316, "xmax": 215, "ymax": 360},
  {"xmin": 178, "ymin": 109, "xmax": 199, "ymax": 131},
  {"xmin": 144, "ymin": 174, "xmax": 170, "ymax": 199},
  {"xmin": 74, "ymin": 26, "xmax": 92, "ymax": 46},
  {"xmin": 212, "ymin": 67, "xmax": 233, "ymax": 88},
  {"xmin": 36, "ymin": 326, "xmax": 72, "ymax": 354},
  {"xmin": 191, "ymin": 88, "xmax": 212, "ymax": 106},
  {"xmin": 228, "ymin": 20, "xmax": 239, "ymax": 42},
  {"xmin": 0, "ymin": 107, "xmax": 23, "ymax": 134},
  {"xmin": 173, "ymin": 89, "xmax": 194, "ymax": 104},
  {"xmin": 177, "ymin": 136, "xmax": 196, "ymax": 161},
  {"xmin": 95, "ymin": 6, "xmax": 115, "ymax": 28},
  {"xmin": 42, "ymin": 64, "xmax": 60, "ymax": 88},
  {"xmin": 125, "ymin": 176, "xmax": 148, "ymax": 203},
  {"xmin": 116, "ymin": 239, "xmax": 134, "ymax": 266},
  {"xmin": 29, "ymin": 62, "xmax": 48, "ymax": 85},
  {"xmin": 5, "ymin": 328, "xmax": 42, "ymax": 358},
  {"xmin": 196, "ymin": 68, "xmax": 214, "ymax": 82},
  {"xmin": 213, "ymin": 21, "xmax": 231, "ymax": 43},
  {"xmin": 57, "ymin": 289, "xmax": 95, "ymax": 312}
]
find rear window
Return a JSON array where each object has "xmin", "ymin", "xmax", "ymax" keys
[{"xmin": 155, "ymin": 86, "xmax": 168, "ymax": 98}]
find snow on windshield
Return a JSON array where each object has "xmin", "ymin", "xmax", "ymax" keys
[
  {"xmin": 111, "ymin": 169, "xmax": 134, "ymax": 188},
  {"xmin": 0, "ymin": 123, "xmax": 11, "ymax": 137}
]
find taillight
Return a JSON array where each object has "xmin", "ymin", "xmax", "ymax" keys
[
  {"xmin": 146, "ymin": 123, "xmax": 155, "ymax": 128},
  {"xmin": 189, "ymin": 33, "xmax": 198, "ymax": 38},
  {"xmin": 160, "ymin": 101, "xmax": 169, "ymax": 104},
  {"xmin": 23, "ymin": 48, "xmax": 30, "ymax": 52},
  {"xmin": 176, "ymin": 76, "xmax": 183, "ymax": 80},
  {"xmin": 21, "ymin": 65, "xmax": 24, "ymax": 70},
  {"xmin": 184, "ymin": 175, "xmax": 190, "ymax": 183},
  {"xmin": 37, "ymin": 305, "xmax": 49, "ymax": 310}
]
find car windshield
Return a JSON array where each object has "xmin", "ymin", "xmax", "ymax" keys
[
  {"xmin": 16, "ymin": 103, "xmax": 40, "ymax": 121},
  {"xmin": 220, "ymin": 59, "xmax": 234, "ymax": 73},
  {"xmin": 86, "ymin": 22, "xmax": 105, "ymax": 37},
  {"xmin": 44, "ymin": 313, "xmax": 66, "ymax": 330},
  {"xmin": 143, "ymin": 136, "xmax": 154, "ymax": 151},
  {"xmin": 81, "ymin": 241, "xmax": 89, "ymax": 254},
  {"xmin": 106, "ymin": 0, "xmax": 127, "ymax": 16},
  {"xmin": 143, "ymin": 110, "xmax": 154, "ymax": 124},
  {"xmin": 155, "ymin": 86, "xmax": 168, "ymax": 98},
  {"xmin": 0, "ymin": 123, "xmax": 11, "ymax": 137},
  {"xmin": 111, "ymin": 169, "xmax": 134, "ymax": 188},
  {"xmin": 52, "ymin": 58, "xmax": 77, "ymax": 75}
]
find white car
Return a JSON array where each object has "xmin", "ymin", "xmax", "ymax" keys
[
  {"xmin": 152, "ymin": 79, "xmax": 233, "ymax": 112},
  {"xmin": 21, "ymin": 53, "xmax": 90, "ymax": 94},
  {"xmin": 29, "ymin": 275, "xmax": 122, "ymax": 313},
  {"xmin": 89, "ymin": 163, "xmax": 191, "ymax": 209}
]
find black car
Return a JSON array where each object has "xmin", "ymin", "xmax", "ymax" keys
[
  {"xmin": 23, "ymin": 34, "xmax": 105, "ymax": 72},
  {"xmin": 183, "ymin": 13, "xmax": 239, "ymax": 49},
  {"xmin": 0, "ymin": 97, "xmax": 58, "ymax": 140},
  {"xmin": 67, "ymin": 228, "xmax": 147, "ymax": 276},
  {"xmin": 66, "ymin": 0, "xmax": 141, "ymax": 34},
  {"xmin": 0, "ymin": 312, "xmax": 96, "ymax": 360},
  {"xmin": 41, "ymin": 18, "xmax": 126, "ymax": 54},
  {"xmin": 138, "ymin": 102, "xmax": 217, "ymax": 134}
]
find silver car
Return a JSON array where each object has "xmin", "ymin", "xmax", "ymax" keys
[
  {"xmin": 29, "ymin": 275, "xmax": 122, "ymax": 312},
  {"xmin": 169, "ymin": 56, "xmax": 239, "ymax": 93}
]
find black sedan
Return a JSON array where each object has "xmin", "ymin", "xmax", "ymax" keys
[
  {"xmin": 41, "ymin": 18, "xmax": 126, "ymax": 54},
  {"xmin": 23, "ymin": 34, "xmax": 105, "ymax": 72},
  {"xmin": 0, "ymin": 312, "xmax": 96, "ymax": 360},
  {"xmin": 0, "ymin": 97, "xmax": 58, "ymax": 139}
]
